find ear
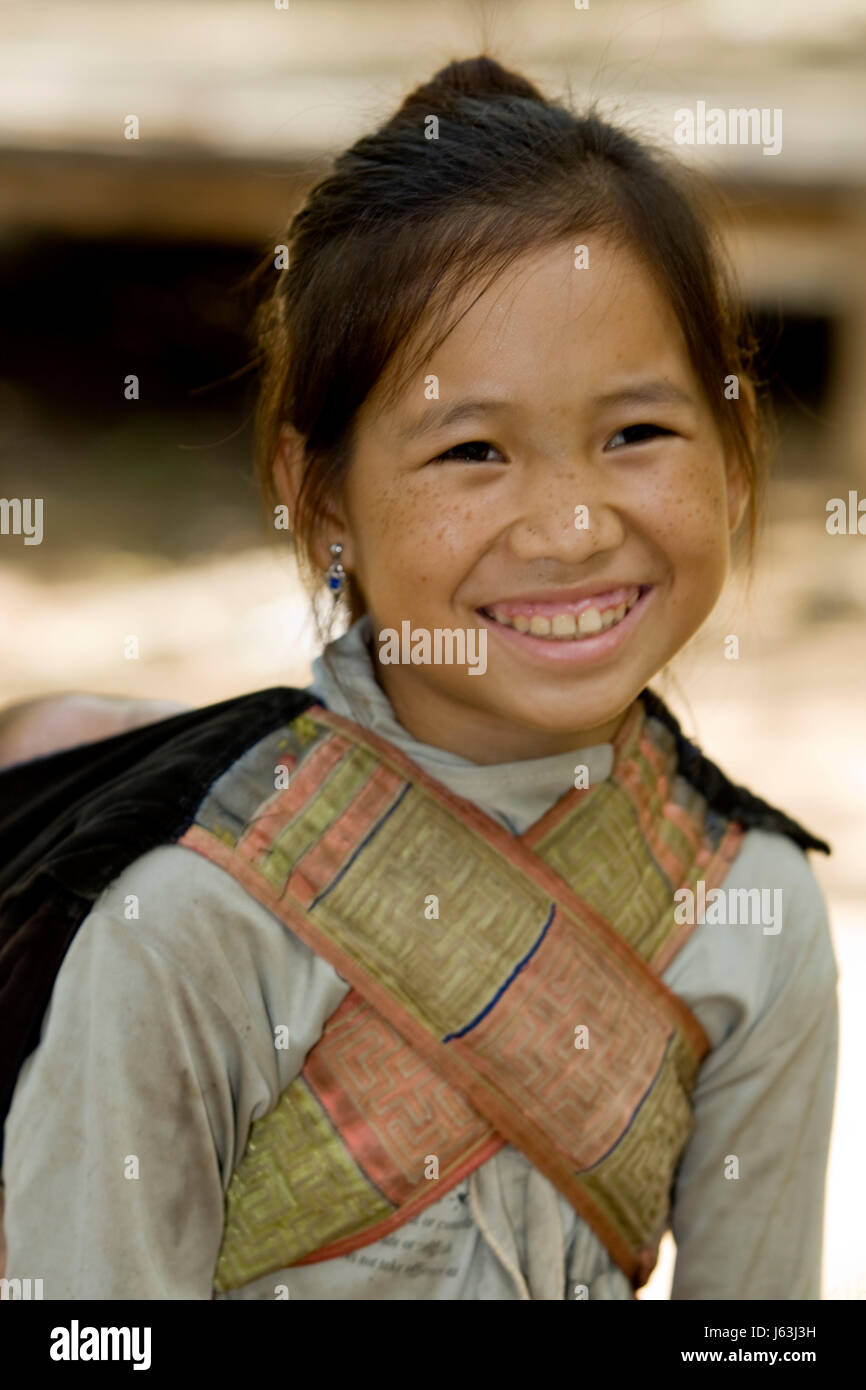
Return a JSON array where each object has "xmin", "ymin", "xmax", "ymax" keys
[
  {"xmin": 724, "ymin": 449, "xmax": 749, "ymax": 534},
  {"xmin": 272, "ymin": 424, "xmax": 352, "ymax": 573},
  {"xmin": 272, "ymin": 423, "xmax": 301, "ymax": 505},
  {"xmin": 722, "ymin": 378, "xmax": 756, "ymax": 535}
]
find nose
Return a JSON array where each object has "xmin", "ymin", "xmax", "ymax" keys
[{"xmin": 504, "ymin": 456, "xmax": 628, "ymax": 565}]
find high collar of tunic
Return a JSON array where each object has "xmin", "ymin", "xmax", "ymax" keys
[{"xmin": 308, "ymin": 613, "xmax": 617, "ymax": 836}]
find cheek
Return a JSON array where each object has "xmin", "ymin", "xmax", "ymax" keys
[
  {"xmin": 640, "ymin": 455, "xmax": 730, "ymax": 557},
  {"xmin": 352, "ymin": 472, "xmax": 482, "ymax": 576}
]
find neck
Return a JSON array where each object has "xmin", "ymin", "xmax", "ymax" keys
[{"xmin": 371, "ymin": 656, "xmax": 633, "ymax": 764}]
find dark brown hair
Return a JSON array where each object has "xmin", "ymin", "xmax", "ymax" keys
[{"xmin": 248, "ymin": 54, "xmax": 769, "ymax": 622}]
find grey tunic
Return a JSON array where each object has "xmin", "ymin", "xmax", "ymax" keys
[{"xmin": 1, "ymin": 618, "xmax": 839, "ymax": 1299}]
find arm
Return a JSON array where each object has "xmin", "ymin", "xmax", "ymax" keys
[
  {"xmin": 669, "ymin": 834, "xmax": 839, "ymax": 1300},
  {"xmin": 1, "ymin": 844, "xmax": 347, "ymax": 1299},
  {"xmin": 3, "ymin": 884, "xmax": 240, "ymax": 1297}
]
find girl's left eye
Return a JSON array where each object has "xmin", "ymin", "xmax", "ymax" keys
[
  {"xmin": 605, "ymin": 423, "xmax": 673, "ymax": 450},
  {"xmin": 430, "ymin": 440, "xmax": 504, "ymax": 464}
]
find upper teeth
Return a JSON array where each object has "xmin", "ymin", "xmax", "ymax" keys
[{"xmin": 488, "ymin": 594, "xmax": 639, "ymax": 639}]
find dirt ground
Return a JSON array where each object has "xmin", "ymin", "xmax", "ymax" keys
[{"xmin": 1, "ymin": 481, "xmax": 863, "ymax": 1299}]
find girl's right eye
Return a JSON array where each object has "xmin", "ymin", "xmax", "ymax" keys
[{"xmin": 430, "ymin": 440, "xmax": 505, "ymax": 464}]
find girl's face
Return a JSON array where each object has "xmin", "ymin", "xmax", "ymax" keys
[{"xmin": 305, "ymin": 235, "xmax": 747, "ymax": 763}]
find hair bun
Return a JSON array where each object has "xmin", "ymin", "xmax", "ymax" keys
[{"xmin": 397, "ymin": 54, "xmax": 546, "ymax": 115}]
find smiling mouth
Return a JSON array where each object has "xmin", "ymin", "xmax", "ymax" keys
[{"xmin": 479, "ymin": 585, "xmax": 649, "ymax": 641}]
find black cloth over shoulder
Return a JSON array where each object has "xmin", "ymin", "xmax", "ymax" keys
[
  {"xmin": 0, "ymin": 683, "xmax": 829, "ymax": 1149},
  {"xmin": 0, "ymin": 686, "xmax": 316, "ymax": 1147},
  {"xmin": 638, "ymin": 687, "xmax": 831, "ymax": 856}
]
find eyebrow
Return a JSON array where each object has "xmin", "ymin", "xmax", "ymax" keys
[
  {"xmin": 397, "ymin": 397, "xmax": 508, "ymax": 442},
  {"xmin": 397, "ymin": 379, "xmax": 695, "ymax": 441},
  {"xmin": 591, "ymin": 380, "xmax": 695, "ymax": 410}
]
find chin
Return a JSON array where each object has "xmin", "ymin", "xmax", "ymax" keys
[{"xmin": 485, "ymin": 688, "xmax": 633, "ymax": 738}]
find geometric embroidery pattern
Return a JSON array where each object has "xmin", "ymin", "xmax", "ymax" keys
[{"xmin": 181, "ymin": 694, "xmax": 746, "ymax": 1294}]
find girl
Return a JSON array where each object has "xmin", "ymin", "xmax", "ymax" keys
[{"xmin": 0, "ymin": 54, "xmax": 838, "ymax": 1301}]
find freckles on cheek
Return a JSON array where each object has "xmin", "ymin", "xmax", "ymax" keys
[
  {"xmin": 688, "ymin": 495, "xmax": 729, "ymax": 548},
  {"xmin": 434, "ymin": 494, "xmax": 492, "ymax": 549},
  {"xmin": 431, "ymin": 519, "xmax": 473, "ymax": 559},
  {"xmin": 364, "ymin": 489, "xmax": 410, "ymax": 543},
  {"xmin": 648, "ymin": 469, "xmax": 728, "ymax": 550}
]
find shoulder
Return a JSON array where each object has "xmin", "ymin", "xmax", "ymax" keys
[
  {"xmin": 67, "ymin": 844, "xmax": 348, "ymax": 1044},
  {"xmin": 726, "ymin": 824, "xmax": 836, "ymax": 968},
  {"xmin": 87, "ymin": 842, "xmax": 291, "ymax": 977}
]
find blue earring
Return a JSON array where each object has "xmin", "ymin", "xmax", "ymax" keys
[{"xmin": 326, "ymin": 542, "xmax": 346, "ymax": 595}]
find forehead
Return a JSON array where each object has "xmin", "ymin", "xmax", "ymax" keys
[{"xmin": 364, "ymin": 235, "xmax": 695, "ymax": 433}]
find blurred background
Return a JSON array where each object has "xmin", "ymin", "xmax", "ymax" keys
[{"xmin": 0, "ymin": 0, "xmax": 863, "ymax": 1298}]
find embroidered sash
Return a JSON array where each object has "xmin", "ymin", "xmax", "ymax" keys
[{"xmin": 178, "ymin": 695, "xmax": 745, "ymax": 1293}]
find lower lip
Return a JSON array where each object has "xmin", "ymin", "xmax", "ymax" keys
[{"xmin": 477, "ymin": 586, "xmax": 655, "ymax": 666}]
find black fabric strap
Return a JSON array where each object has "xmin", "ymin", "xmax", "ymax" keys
[{"xmin": 638, "ymin": 686, "xmax": 830, "ymax": 856}]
